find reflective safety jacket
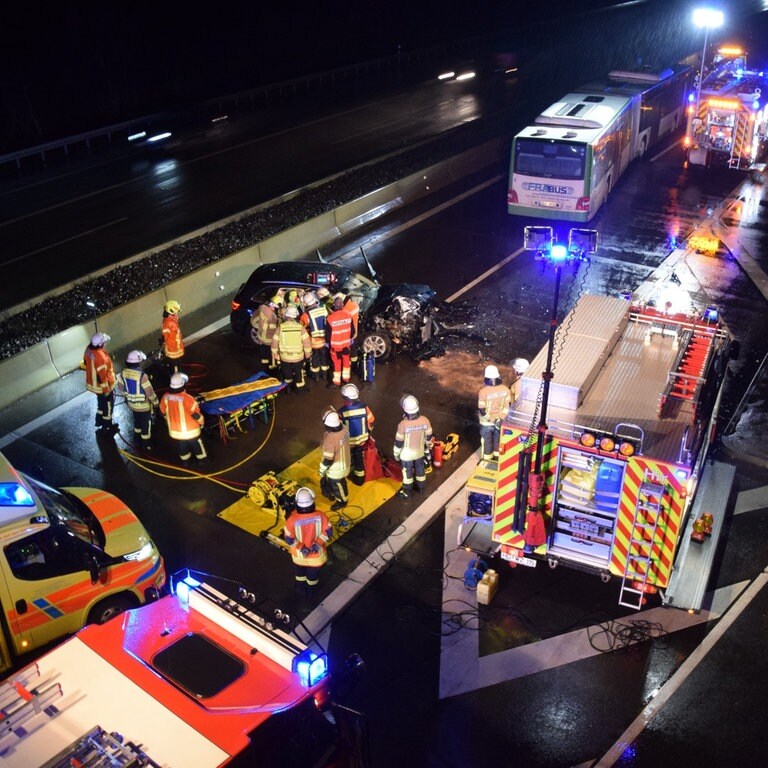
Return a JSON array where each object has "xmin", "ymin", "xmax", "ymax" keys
[
  {"xmin": 339, "ymin": 400, "xmax": 375, "ymax": 447},
  {"xmin": 162, "ymin": 314, "xmax": 184, "ymax": 359},
  {"xmin": 343, "ymin": 298, "xmax": 360, "ymax": 337},
  {"xmin": 326, "ymin": 309, "xmax": 354, "ymax": 350},
  {"xmin": 319, "ymin": 426, "xmax": 351, "ymax": 480},
  {"xmin": 478, "ymin": 383, "xmax": 511, "ymax": 426},
  {"xmin": 284, "ymin": 509, "xmax": 332, "ymax": 567},
  {"xmin": 159, "ymin": 390, "xmax": 203, "ymax": 439},
  {"xmin": 271, "ymin": 319, "xmax": 311, "ymax": 363},
  {"xmin": 301, "ymin": 305, "xmax": 328, "ymax": 349},
  {"xmin": 117, "ymin": 367, "xmax": 159, "ymax": 412},
  {"xmin": 83, "ymin": 345, "xmax": 116, "ymax": 395},
  {"xmin": 394, "ymin": 414, "xmax": 433, "ymax": 461},
  {"xmin": 252, "ymin": 304, "xmax": 279, "ymax": 346}
]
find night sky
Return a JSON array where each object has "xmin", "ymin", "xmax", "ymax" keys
[{"xmin": 1, "ymin": 1, "xmax": 765, "ymax": 153}]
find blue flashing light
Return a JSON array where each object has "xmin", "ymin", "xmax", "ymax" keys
[
  {"xmin": 174, "ymin": 574, "xmax": 201, "ymax": 606},
  {"xmin": 753, "ymin": 99, "xmax": 760, "ymax": 110},
  {"xmin": 688, "ymin": 92, "xmax": 695, "ymax": 103},
  {"xmin": 674, "ymin": 468, "xmax": 689, "ymax": 483},
  {"xmin": 293, "ymin": 650, "xmax": 329, "ymax": 687},
  {"xmin": 703, "ymin": 305, "xmax": 719, "ymax": 323},
  {"xmin": 736, "ymin": 68, "xmax": 743, "ymax": 78},
  {"xmin": 550, "ymin": 244, "xmax": 568, "ymax": 263},
  {"xmin": 0, "ymin": 483, "xmax": 35, "ymax": 507}
]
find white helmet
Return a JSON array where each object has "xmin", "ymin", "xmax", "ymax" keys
[
  {"xmin": 283, "ymin": 305, "xmax": 299, "ymax": 320},
  {"xmin": 295, "ymin": 487, "xmax": 316, "ymax": 509},
  {"xmin": 302, "ymin": 291, "xmax": 318, "ymax": 308},
  {"xmin": 91, "ymin": 332, "xmax": 110, "ymax": 347},
  {"xmin": 323, "ymin": 410, "xmax": 341, "ymax": 428},
  {"xmin": 170, "ymin": 372, "xmax": 189, "ymax": 389},
  {"xmin": 512, "ymin": 358, "xmax": 530, "ymax": 375},
  {"xmin": 316, "ymin": 287, "xmax": 330, "ymax": 300},
  {"xmin": 341, "ymin": 383, "xmax": 359, "ymax": 400},
  {"xmin": 401, "ymin": 395, "xmax": 419, "ymax": 415},
  {"xmin": 126, "ymin": 350, "xmax": 146, "ymax": 364},
  {"xmin": 484, "ymin": 364, "xmax": 500, "ymax": 380}
]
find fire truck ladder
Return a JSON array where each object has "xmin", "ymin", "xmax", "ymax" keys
[
  {"xmin": 728, "ymin": 112, "xmax": 749, "ymax": 170},
  {"xmin": 0, "ymin": 663, "xmax": 62, "ymax": 746},
  {"xmin": 665, "ymin": 326, "xmax": 716, "ymax": 407},
  {"xmin": 618, "ymin": 481, "xmax": 666, "ymax": 610}
]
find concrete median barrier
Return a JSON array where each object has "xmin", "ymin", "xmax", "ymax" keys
[{"xmin": 0, "ymin": 139, "xmax": 505, "ymax": 412}]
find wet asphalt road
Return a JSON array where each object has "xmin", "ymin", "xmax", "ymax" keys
[{"xmin": 3, "ymin": 145, "xmax": 768, "ymax": 766}]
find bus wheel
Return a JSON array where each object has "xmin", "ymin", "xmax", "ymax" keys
[{"xmin": 88, "ymin": 594, "xmax": 137, "ymax": 625}]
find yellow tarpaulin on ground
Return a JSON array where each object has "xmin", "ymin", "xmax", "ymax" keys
[{"xmin": 218, "ymin": 447, "xmax": 400, "ymax": 545}]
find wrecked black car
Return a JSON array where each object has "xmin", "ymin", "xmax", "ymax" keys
[{"xmin": 230, "ymin": 259, "xmax": 440, "ymax": 360}]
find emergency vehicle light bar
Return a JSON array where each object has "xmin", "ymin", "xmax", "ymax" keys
[
  {"xmin": 179, "ymin": 577, "xmax": 310, "ymax": 673},
  {"xmin": 0, "ymin": 483, "xmax": 35, "ymax": 507}
]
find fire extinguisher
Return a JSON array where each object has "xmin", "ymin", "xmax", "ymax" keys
[{"xmin": 432, "ymin": 439, "xmax": 445, "ymax": 468}]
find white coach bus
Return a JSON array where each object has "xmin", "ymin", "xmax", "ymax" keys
[{"xmin": 508, "ymin": 66, "xmax": 692, "ymax": 222}]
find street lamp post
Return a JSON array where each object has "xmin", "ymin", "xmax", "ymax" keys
[{"xmin": 692, "ymin": 8, "xmax": 724, "ymax": 117}]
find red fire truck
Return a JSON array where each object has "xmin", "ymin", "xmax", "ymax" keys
[
  {"xmin": 0, "ymin": 569, "xmax": 368, "ymax": 767},
  {"xmin": 461, "ymin": 281, "xmax": 736, "ymax": 611},
  {"xmin": 685, "ymin": 46, "xmax": 768, "ymax": 169}
]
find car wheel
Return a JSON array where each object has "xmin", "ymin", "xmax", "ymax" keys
[
  {"xmin": 361, "ymin": 331, "xmax": 393, "ymax": 361},
  {"xmin": 87, "ymin": 594, "xmax": 136, "ymax": 625},
  {"xmin": 247, "ymin": 323, "xmax": 260, "ymax": 348}
]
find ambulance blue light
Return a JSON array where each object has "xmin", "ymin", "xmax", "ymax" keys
[
  {"xmin": 703, "ymin": 305, "xmax": 719, "ymax": 322},
  {"xmin": 174, "ymin": 575, "xmax": 201, "ymax": 606},
  {"xmin": 675, "ymin": 469, "xmax": 689, "ymax": 482},
  {"xmin": 753, "ymin": 99, "xmax": 760, "ymax": 110},
  {"xmin": 0, "ymin": 483, "xmax": 35, "ymax": 507},
  {"xmin": 550, "ymin": 244, "xmax": 568, "ymax": 262},
  {"xmin": 293, "ymin": 650, "xmax": 329, "ymax": 687},
  {"xmin": 688, "ymin": 92, "xmax": 695, "ymax": 103}
]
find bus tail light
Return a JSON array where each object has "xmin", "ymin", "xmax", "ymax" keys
[
  {"xmin": 507, "ymin": 189, "xmax": 518, "ymax": 205},
  {"xmin": 576, "ymin": 197, "xmax": 590, "ymax": 212}
]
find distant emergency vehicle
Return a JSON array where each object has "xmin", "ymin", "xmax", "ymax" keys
[
  {"xmin": 685, "ymin": 46, "xmax": 768, "ymax": 169},
  {"xmin": 0, "ymin": 570, "xmax": 366, "ymax": 767},
  {"xmin": 0, "ymin": 452, "xmax": 165, "ymax": 674},
  {"xmin": 461, "ymin": 286, "xmax": 736, "ymax": 611}
]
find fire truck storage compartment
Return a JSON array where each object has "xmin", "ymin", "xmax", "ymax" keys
[
  {"xmin": 550, "ymin": 445, "xmax": 626, "ymax": 566},
  {"xmin": 520, "ymin": 295, "xmax": 630, "ymax": 410}
]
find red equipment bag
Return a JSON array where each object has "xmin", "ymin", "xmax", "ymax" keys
[{"xmin": 363, "ymin": 437, "xmax": 385, "ymax": 481}]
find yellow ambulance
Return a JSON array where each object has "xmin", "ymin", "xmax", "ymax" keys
[{"xmin": 0, "ymin": 452, "xmax": 165, "ymax": 673}]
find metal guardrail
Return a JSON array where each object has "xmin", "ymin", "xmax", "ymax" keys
[{"xmin": 0, "ymin": 38, "xmax": 485, "ymax": 176}]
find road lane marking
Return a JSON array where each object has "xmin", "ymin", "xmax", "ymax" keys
[
  {"xmin": 594, "ymin": 567, "xmax": 768, "ymax": 767},
  {"xmin": 1, "ymin": 218, "xmax": 127, "ymax": 266},
  {"xmin": 437, "ymin": 488, "xmax": 746, "ymax": 700}
]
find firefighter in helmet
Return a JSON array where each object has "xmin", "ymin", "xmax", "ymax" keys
[
  {"xmin": 272, "ymin": 304, "xmax": 312, "ymax": 393},
  {"xmin": 284, "ymin": 487, "xmax": 332, "ymax": 596},
  {"xmin": 159, "ymin": 372, "xmax": 207, "ymax": 463},
  {"xmin": 339, "ymin": 383, "xmax": 375, "ymax": 485},
  {"xmin": 252, "ymin": 296, "xmax": 282, "ymax": 370},
  {"xmin": 478, "ymin": 364, "xmax": 511, "ymax": 462},
  {"xmin": 83, "ymin": 332, "xmax": 118, "ymax": 434},
  {"xmin": 161, "ymin": 300, "xmax": 184, "ymax": 374},
  {"xmin": 319, "ymin": 409, "xmax": 351, "ymax": 511},
  {"xmin": 116, "ymin": 350, "xmax": 159, "ymax": 451},
  {"xmin": 393, "ymin": 395, "xmax": 433, "ymax": 498},
  {"xmin": 300, "ymin": 291, "xmax": 330, "ymax": 381},
  {"xmin": 326, "ymin": 295, "xmax": 354, "ymax": 388}
]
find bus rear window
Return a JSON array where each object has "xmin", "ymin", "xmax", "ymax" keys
[{"xmin": 514, "ymin": 140, "xmax": 586, "ymax": 180}]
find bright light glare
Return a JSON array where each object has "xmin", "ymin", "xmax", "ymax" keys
[
  {"xmin": 127, "ymin": 131, "xmax": 147, "ymax": 142},
  {"xmin": 147, "ymin": 132, "xmax": 172, "ymax": 143},
  {"xmin": 438, "ymin": 71, "xmax": 455, "ymax": 80},
  {"xmin": 550, "ymin": 244, "xmax": 568, "ymax": 262},
  {"xmin": 692, "ymin": 8, "xmax": 724, "ymax": 29},
  {"xmin": 456, "ymin": 72, "xmax": 476, "ymax": 81}
]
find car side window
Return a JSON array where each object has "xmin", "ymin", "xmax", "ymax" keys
[{"xmin": 4, "ymin": 529, "xmax": 84, "ymax": 581}]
